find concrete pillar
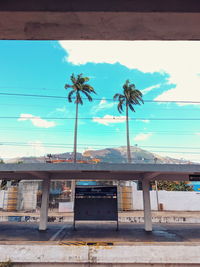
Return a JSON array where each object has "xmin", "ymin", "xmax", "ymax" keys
[
  {"xmin": 39, "ymin": 178, "xmax": 50, "ymax": 231},
  {"xmin": 142, "ymin": 179, "xmax": 152, "ymax": 232}
]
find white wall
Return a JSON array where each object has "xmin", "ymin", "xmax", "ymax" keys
[
  {"xmin": 0, "ymin": 190, "xmax": 5, "ymax": 209},
  {"xmin": 17, "ymin": 181, "xmax": 39, "ymax": 211},
  {"xmin": 133, "ymin": 190, "xmax": 200, "ymax": 211}
]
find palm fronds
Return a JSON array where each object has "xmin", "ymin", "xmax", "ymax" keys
[
  {"xmin": 65, "ymin": 73, "xmax": 96, "ymax": 104},
  {"xmin": 114, "ymin": 80, "xmax": 144, "ymax": 112}
]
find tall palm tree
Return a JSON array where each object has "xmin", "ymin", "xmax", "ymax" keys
[
  {"xmin": 65, "ymin": 73, "xmax": 96, "ymax": 163},
  {"xmin": 113, "ymin": 80, "xmax": 144, "ymax": 163},
  {"xmin": 65, "ymin": 73, "xmax": 96, "ymax": 202}
]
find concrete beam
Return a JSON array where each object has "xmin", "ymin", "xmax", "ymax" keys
[
  {"xmin": 28, "ymin": 171, "xmax": 49, "ymax": 179},
  {"xmin": 142, "ymin": 172, "xmax": 161, "ymax": 180},
  {"xmin": 1, "ymin": 0, "xmax": 200, "ymax": 12},
  {"xmin": 39, "ymin": 178, "xmax": 50, "ymax": 231},
  {"xmin": 0, "ymin": 173, "xmax": 38, "ymax": 180},
  {"xmin": 1, "ymin": 12, "xmax": 200, "ymax": 40},
  {"xmin": 154, "ymin": 173, "xmax": 189, "ymax": 181},
  {"xmin": 0, "ymin": 163, "xmax": 199, "ymax": 173},
  {"xmin": 142, "ymin": 179, "xmax": 152, "ymax": 232},
  {"xmin": 50, "ymin": 172, "xmax": 142, "ymax": 180},
  {"xmin": 0, "ymin": 163, "xmax": 197, "ymax": 182}
]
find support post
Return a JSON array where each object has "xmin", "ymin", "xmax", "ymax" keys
[
  {"xmin": 142, "ymin": 179, "xmax": 152, "ymax": 232},
  {"xmin": 39, "ymin": 178, "xmax": 50, "ymax": 231}
]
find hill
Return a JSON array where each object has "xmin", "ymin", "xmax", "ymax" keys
[
  {"xmin": 83, "ymin": 146, "xmax": 190, "ymax": 164},
  {"xmin": 4, "ymin": 146, "xmax": 192, "ymax": 164}
]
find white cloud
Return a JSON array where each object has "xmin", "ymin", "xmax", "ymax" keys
[
  {"xmin": 92, "ymin": 98, "xmax": 115, "ymax": 114},
  {"xmin": 195, "ymin": 133, "xmax": 200, "ymax": 136},
  {"xmin": 137, "ymin": 119, "xmax": 150, "ymax": 123},
  {"xmin": 100, "ymin": 99, "xmax": 106, "ymax": 105},
  {"xmin": 93, "ymin": 115, "xmax": 126, "ymax": 126},
  {"xmin": 141, "ymin": 84, "xmax": 161, "ymax": 95},
  {"xmin": 56, "ymin": 106, "xmax": 67, "ymax": 113},
  {"xmin": 59, "ymin": 41, "xmax": 200, "ymax": 105},
  {"xmin": 18, "ymin": 114, "xmax": 56, "ymax": 128},
  {"xmin": 134, "ymin": 133, "xmax": 152, "ymax": 141}
]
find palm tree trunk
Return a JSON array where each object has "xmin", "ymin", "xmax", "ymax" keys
[
  {"xmin": 126, "ymin": 104, "xmax": 132, "ymax": 163},
  {"xmin": 73, "ymin": 101, "xmax": 78, "ymax": 163},
  {"xmin": 71, "ymin": 101, "xmax": 78, "ymax": 203}
]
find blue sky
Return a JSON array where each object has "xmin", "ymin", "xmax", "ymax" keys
[{"xmin": 0, "ymin": 40, "xmax": 200, "ymax": 161}]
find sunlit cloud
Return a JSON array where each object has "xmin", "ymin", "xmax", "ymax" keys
[
  {"xmin": 18, "ymin": 113, "xmax": 56, "ymax": 128},
  {"xmin": 134, "ymin": 133, "xmax": 152, "ymax": 141},
  {"xmin": 56, "ymin": 106, "xmax": 67, "ymax": 113},
  {"xmin": 93, "ymin": 115, "xmax": 126, "ymax": 126},
  {"xmin": 59, "ymin": 41, "xmax": 200, "ymax": 105},
  {"xmin": 91, "ymin": 98, "xmax": 115, "ymax": 114},
  {"xmin": 141, "ymin": 84, "xmax": 161, "ymax": 95},
  {"xmin": 137, "ymin": 119, "xmax": 150, "ymax": 123}
]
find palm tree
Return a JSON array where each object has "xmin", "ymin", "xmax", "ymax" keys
[
  {"xmin": 113, "ymin": 80, "xmax": 144, "ymax": 163},
  {"xmin": 65, "ymin": 73, "xmax": 96, "ymax": 163},
  {"xmin": 65, "ymin": 73, "xmax": 96, "ymax": 202}
]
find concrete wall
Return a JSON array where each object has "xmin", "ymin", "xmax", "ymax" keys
[
  {"xmin": 0, "ymin": 190, "xmax": 5, "ymax": 209},
  {"xmin": 1, "ymin": 1, "xmax": 200, "ymax": 40},
  {"xmin": 133, "ymin": 191, "xmax": 200, "ymax": 211},
  {"xmin": 1, "ymin": 244, "xmax": 200, "ymax": 265},
  {"xmin": 17, "ymin": 181, "xmax": 38, "ymax": 211},
  {"xmin": 0, "ymin": 181, "xmax": 39, "ymax": 211}
]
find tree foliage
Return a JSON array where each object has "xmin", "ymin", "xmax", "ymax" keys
[
  {"xmin": 155, "ymin": 181, "xmax": 193, "ymax": 191},
  {"xmin": 65, "ymin": 73, "xmax": 96, "ymax": 104},
  {"xmin": 113, "ymin": 79, "xmax": 144, "ymax": 113},
  {"xmin": 113, "ymin": 79, "xmax": 144, "ymax": 163}
]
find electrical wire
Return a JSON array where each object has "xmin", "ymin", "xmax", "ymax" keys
[
  {"xmin": 0, "ymin": 91, "xmax": 199, "ymax": 104},
  {"xmin": 0, "ymin": 141, "xmax": 200, "ymax": 150},
  {"xmin": 0, "ymin": 116, "xmax": 199, "ymax": 120}
]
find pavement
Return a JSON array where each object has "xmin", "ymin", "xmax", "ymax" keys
[
  {"xmin": 1, "ymin": 221, "xmax": 200, "ymax": 245},
  {"xmin": 1, "ymin": 221, "xmax": 200, "ymax": 265},
  {"xmin": 0, "ymin": 210, "xmax": 200, "ymax": 245}
]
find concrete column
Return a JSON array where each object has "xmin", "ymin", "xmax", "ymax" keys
[
  {"xmin": 142, "ymin": 179, "xmax": 152, "ymax": 232},
  {"xmin": 39, "ymin": 178, "xmax": 50, "ymax": 231}
]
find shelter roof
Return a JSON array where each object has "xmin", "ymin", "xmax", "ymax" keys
[{"xmin": 0, "ymin": 163, "xmax": 199, "ymax": 181}]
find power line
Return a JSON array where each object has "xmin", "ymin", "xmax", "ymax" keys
[
  {"xmin": 0, "ymin": 145, "xmax": 200, "ymax": 155},
  {"xmin": 0, "ymin": 141, "xmax": 200, "ymax": 150},
  {"xmin": 0, "ymin": 102, "xmax": 200, "ymax": 111},
  {"xmin": 141, "ymin": 145, "xmax": 200, "ymax": 150},
  {"xmin": 0, "ymin": 127, "xmax": 199, "ymax": 137},
  {"xmin": 0, "ymin": 142, "xmax": 200, "ymax": 157},
  {"xmin": 0, "ymin": 126, "xmax": 200, "ymax": 132},
  {"xmin": 0, "ymin": 130, "xmax": 198, "ymax": 136},
  {"xmin": 0, "ymin": 91, "xmax": 200, "ymax": 104},
  {"xmin": 0, "ymin": 129, "xmax": 198, "ymax": 136},
  {"xmin": 151, "ymin": 150, "xmax": 200, "ymax": 155},
  {"xmin": 0, "ymin": 144, "xmax": 200, "ymax": 155},
  {"xmin": 0, "ymin": 116, "xmax": 200, "ymax": 121}
]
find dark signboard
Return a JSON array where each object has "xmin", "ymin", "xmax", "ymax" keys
[
  {"xmin": 74, "ymin": 186, "xmax": 118, "ymax": 229},
  {"xmin": 189, "ymin": 175, "xmax": 200, "ymax": 181}
]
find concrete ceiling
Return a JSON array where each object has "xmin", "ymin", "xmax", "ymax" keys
[
  {"xmin": 0, "ymin": 163, "xmax": 199, "ymax": 181},
  {"xmin": 0, "ymin": 1, "xmax": 200, "ymax": 40}
]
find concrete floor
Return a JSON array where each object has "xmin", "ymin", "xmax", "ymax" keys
[
  {"xmin": 1, "ymin": 222, "xmax": 200, "ymax": 245},
  {"xmin": 2, "ymin": 222, "xmax": 200, "ymax": 266}
]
